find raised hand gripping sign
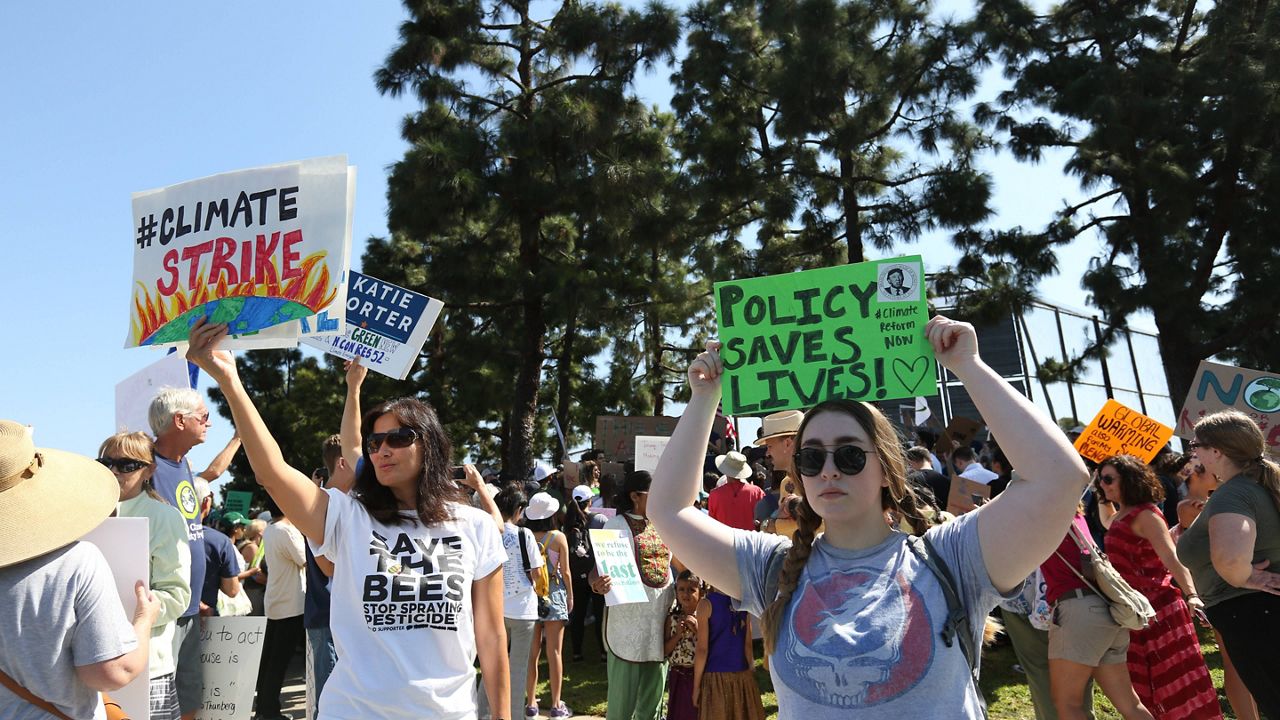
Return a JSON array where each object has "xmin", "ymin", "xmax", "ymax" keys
[
  {"xmin": 127, "ymin": 156, "xmax": 353, "ymax": 348},
  {"xmin": 713, "ymin": 256, "xmax": 936, "ymax": 414}
]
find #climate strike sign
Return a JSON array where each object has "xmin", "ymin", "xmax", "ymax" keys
[
  {"xmin": 1073, "ymin": 399, "xmax": 1174, "ymax": 464},
  {"xmin": 714, "ymin": 256, "xmax": 936, "ymax": 414},
  {"xmin": 127, "ymin": 156, "xmax": 353, "ymax": 348},
  {"xmin": 301, "ymin": 270, "xmax": 444, "ymax": 380}
]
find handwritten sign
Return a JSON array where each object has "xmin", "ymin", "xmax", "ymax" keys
[
  {"xmin": 127, "ymin": 156, "xmax": 353, "ymax": 348},
  {"xmin": 1074, "ymin": 399, "xmax": 1174, "ymax": 464},
  {"xmin": 588, "ymin": 529, "xmax": 646, "ymax": 606},
  {"xmin": 81, "ymin": 518, "xmax": 151, "ymax": 720},
  {"xmin": 594, "ymin": 416, "xmax": 728, "ymax": 462},
  {"xmin": 1178, "ymin": 360, "xmax": 1280, "ymax": 456},
  {"xmin": 196, "ymin": 617, "xmax": 267, "ymax": 720},
  {"xmin": 714, "ymin": 256, "xmax": 935, "ymax": 414},
  {"xmin": 633, "ymin": 436, "xmax": 670, "ymax": 473},
  {"xmin": 936, "ymin": 417, "xmax": 983, "ymax": 456},
  {"xmin": 300, "ymin": 270, "xmax": 444, "ymax": 380}
]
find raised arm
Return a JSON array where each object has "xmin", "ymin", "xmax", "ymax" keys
[
  {"xmin": 460, "ymin": 464, "xmax": 503, "ymax": 531},
  {"xmin": 650, "ymin": 341, "xmax": 742, "ymax": 600},
  {"xmin": 186, "ymin": 318, "xmax": 329, "ymax": 545},
  {"xmin": 927, "ymin": 316, "xmax": 1090, "ymax": 593},
  {"xmin": 197, "ymin": 433, "xmax": 242, "ymax": 481},
  {"xmin": 329, "ymin": 359, "xmax": 367, "ymax": 493}
]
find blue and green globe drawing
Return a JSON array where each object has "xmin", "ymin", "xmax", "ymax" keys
[{"xmin": 141, "ymin": 296, "xmax": 315, "ymax": 346}]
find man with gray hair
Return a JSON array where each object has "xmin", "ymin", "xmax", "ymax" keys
[{"xmin": 149, "ymin": 386, "xmax": 242, "ymax": 720}]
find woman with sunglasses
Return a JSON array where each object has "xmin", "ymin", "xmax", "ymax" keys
[
  {"xmin": 1176, "ymin": 410, "xmax": 1280, "ymax": 717},
  {"xmin": 98, "ymin": 431, "xmax": 193, "ymax": 720},
  {"xmin": 650, "ymin": 316, "xmax": 1093, "ymax": 718},
  {"xmin": 1092, "ymin": 455, "xmax": 1218, "ymax": 720},
  {"xmin": 185, "ymin": 318, "xmax": 509, "ymax": 720}
]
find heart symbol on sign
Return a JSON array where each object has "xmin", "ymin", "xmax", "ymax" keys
[{"xmin": 892, "ymin": 356, "xmax": 932, "ymax": 394}]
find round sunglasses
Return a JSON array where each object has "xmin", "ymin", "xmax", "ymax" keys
[
  {"xmin": 97, "ymin": 457, "xmax": 149, "ymax": 473},
  {"xmin": 365, "ymin": 427, "xmax": 420, "ymax": 454},
  {"xmin": 793, "ymin": 445, "xmax": 876, "ymax": 477}
]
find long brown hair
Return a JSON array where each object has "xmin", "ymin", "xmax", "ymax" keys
[
  {"xmin": 761, "ymin": 399, "xmax": 930, "ymax": 655},
  {"xmin": 1195, "ymin": 409, "xmax": 1280, "ymax": 511},
  {"xmin": 354, "ymin": 397, "xmax": 467, "ymax": 526}
]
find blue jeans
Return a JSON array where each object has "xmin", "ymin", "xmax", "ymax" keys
[{"xmin": 306, "ymin": 627, "xmax": 337, "ymax": 710}]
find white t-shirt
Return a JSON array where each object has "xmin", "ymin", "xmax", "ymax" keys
[
  {"xmin": 501, "ymin": 523, "xmax": 544, "ymax": 620},
  {"xmin": 959, "ymin": 463, "xmax": 999, "ymax": 486},
  {"xmin": 316, "ymin": 488, "xmax": 507, "ymax": 720},
  {"xmin": 263, "ymin": 520, "xmax": 307, "ymax": 620}
]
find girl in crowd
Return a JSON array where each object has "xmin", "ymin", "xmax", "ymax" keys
[
  {"xmin": 1172, "ymin": 461, "xmax": 1258, "ymax": 720},
  {"xmin": 524, "ymin": 492, "xmax": 573, "ymax": 719},
  {"xmin": 693, "ymin": 584, "xmax": 763, "ymax": 720},
  {"xmin": 565, "ymin": 484, "xmax": 606, "ymax": 662},
  {"xmin": 664, "ymin": 570, "xmax": 702, "ymax": 720},
  {"xmin": 649, "ymin": 316, "xmax": 1095, "ymax": 719},
  {"xmin": 590, "ymin": 470, "xmax": 678, "ymax": 720},
  {"xmin": 1177, "ymin": 410, "xmax": 1280, "ymax": 717},
  {"xmin": 1094, "ymin": 455, "xmax": 1219, "ymax": 719},
  {"xmin": 99, "ymin": 432, "xmax": 193, "ymax": 720},
  {"xmin": 186, "ymin": 319, "xmax": 509, "ymax": 720}
]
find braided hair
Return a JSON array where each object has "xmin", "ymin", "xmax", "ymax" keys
[{"xmin": 761, "ymin": 399, "xmax": 926, "ymax": 655}]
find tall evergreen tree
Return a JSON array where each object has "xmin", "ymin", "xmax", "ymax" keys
[
  {"xmin": 970, "ymin": 0, "xmax": 1280, "ymax": 402},
  {"xmin": 673, "ymin": 0, "xmax": 994, "ymax": 272},
  {"xmin": 374, "ymin": 0, "xmax": 680, "ymax": 476}
]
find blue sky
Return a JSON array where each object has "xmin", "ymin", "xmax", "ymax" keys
[{"xmin": 0, "ymin": 2, "xmax": 1150, "ymax": 493}]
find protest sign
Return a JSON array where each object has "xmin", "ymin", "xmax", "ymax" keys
[
  {"xmin": 196, "ymin": 616, "xmax": 266, "ymax": 720},
  {"xmin": 223, "ymin": 490, "xmax": 253, "ymax": 516},
  {"xmin": 935, "ymin": 417, "xmax": 983, "ymax": 456},
  {"xmin": 1178, "ymin": 360, "xmax": 1280, "ymax": 456},
  {"xmin": 633, "ymin": 435, "xmax": 670, "ymax": 473},
  {"xmin": 1074, "ymin": 399, "xmax": 1174, "ymax": 464},
  {"xmin": 115, "ymin": 352, "xmax": 193, "ymax": 434},
  {"xmin": 947, "ymin": 477, "xmax": 991, "ymax": 516},
  {"xmin": 300, "ymin": 270, "xmax": 444, "ymax": 380},
  {"xmin": 127, "ymin": 156, "xmax": 353, "ymax": 348},
  {"xmin": 714, "ymin": 256, "xmax": 936, "ymax": 414},
  {"xmin": 594, "ymin": 415, "xmax": 728, "ymax": 462},
  {"xmin": 81, "ymin": 518, "xmax": 150, "ymax": 720},
  {"xmin": 588, "ymin": 529, "xmax": 647, "ymax": 606}
]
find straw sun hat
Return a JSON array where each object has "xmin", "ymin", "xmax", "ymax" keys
[{"xmin": 0, "ymin": 419, "xmax": 119, "ymax": 568}]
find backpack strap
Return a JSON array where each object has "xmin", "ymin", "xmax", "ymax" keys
[
  {"xmin": 905, "ymin": 534, "xmax": 987, "ymax": 718},
  {"xmin": 517, "ymin": 527, "xmax": 533, "ymax": 574}
]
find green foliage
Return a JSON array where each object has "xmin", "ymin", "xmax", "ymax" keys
[
  {"xmin": 673, "ymin": 0, "xmax": 995, "ymax": 271},
  {"xmin": 968, "ymin": 0, "xmax": 1280, "ymax": 401}
]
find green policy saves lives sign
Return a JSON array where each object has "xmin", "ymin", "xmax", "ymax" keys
[{"xmin": 714, "ymin": 256, "xmax": 937, "ymax": 414}]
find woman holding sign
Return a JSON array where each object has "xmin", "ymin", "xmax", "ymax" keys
[
  {"xmin": 1177, "ymin": 410, "xmax": 1280, "ymax": 717},
  {"xmin": 589, "ymin": 470, "xmax": 678, "ymax": 720},
  {"xmin": 185, "ymin": 319, "xmax": 509, "ymax": 720},
  {"xmin": 650, "ymin": 316, "xmax": 1098, "ymax": 719}
]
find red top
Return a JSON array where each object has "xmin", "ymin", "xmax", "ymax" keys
[
  {"xmin": 1105, "ymin": 503, "xmax": 1173, "ymax": 594},
  {"xmin": 708, "ymin": 479, "xmax": 765, "ymax": 531},
  {"xmin": 1041, "ymin": 515, "xmax": 1092, "ymax": 605}
]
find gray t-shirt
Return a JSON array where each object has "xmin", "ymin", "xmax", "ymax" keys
[
  {"xmin": 1177, "ymin": 472, "xmax": 1280, "ymax": 607},
  {"xmin": 733, "ymin": 511, "xmax": 1003, "ymax": 719},
  {"xmin": 0, "ymin": 542, "xmax": 137, "ymax": 720}
]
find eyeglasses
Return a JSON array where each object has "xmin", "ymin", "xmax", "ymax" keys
[
  {"xmin": 182, "ymin": 411, "xmax": 211, "ymax": 425},
  {"xmin": 97, "ymin": 457, "xmax": 149, "ymax": 474},
  {"xmin": 365, "ymin": 427, "xmax": 420, "ymax": 454},
  {"xmin": 1099, "ymin": 473, "xmax": 1119, "ymax": 485},
  {"xmin": 793, "ymin": 445, "xmax": 876, "ymax": 477}
]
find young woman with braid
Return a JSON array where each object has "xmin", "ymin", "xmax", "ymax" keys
[{"xmin": 649, "ymin": 316, "xmax": 1092, "ymax": 719}]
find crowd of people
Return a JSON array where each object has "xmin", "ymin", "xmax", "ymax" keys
[{"xmin": 2, "ymin": 314, "xmax": 1279, "ymax": 720}]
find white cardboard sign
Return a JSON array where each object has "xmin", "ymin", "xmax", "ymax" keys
[
  {"xmin": 80, "ymin": 518, "xmax": 151, "ymax": 720},
  {"xmin": 196, "ymin": 617, "xmax": 267, "ymax": 720},
  {"xmin": 588, "ymin": 529, "xmax": 647, "ymax": 606},
  {"xmin": 115, "ymin": 352, "xmax": 193, "ymax": 434},
  {"xmin": 633, "ymin": 435, "xmax": 670, "ymax": 473}
]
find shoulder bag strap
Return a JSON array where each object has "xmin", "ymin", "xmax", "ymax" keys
[
  {"xmin": 0, "ymin": 666, "xmax": 75, "ymax": 720},
  {"xmin": 517, "ymin": 527, "xmax": 532, "ymax": 574}
]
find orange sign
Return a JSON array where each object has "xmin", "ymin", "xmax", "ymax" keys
[{"xmin": 1073, "ymin": 399, "xmax": 1173, "ymax": 464}]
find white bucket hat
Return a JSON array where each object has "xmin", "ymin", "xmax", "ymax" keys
[
  {"xmin": 715, "ymin": 451, "xmax": 753, "ymax": 480},
  {"xmin": 525, "ymin": 491, "xmax": 561, "ymax": 521}
]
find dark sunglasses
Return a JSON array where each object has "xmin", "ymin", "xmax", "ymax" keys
[
  {"xmin": 97, "ymin": 457, "xmax": 149, "ymax": 473},
  {"xmin": 365, "ymin": 427, "xmax": 420, "ymax": 454},
  {"xmin": 1099, "ymin": 473, "xmax": 1119, "ymax": 485},
  {"xmin": 793, "ymin": 445, "xmax": 876, "ymax": 477}
]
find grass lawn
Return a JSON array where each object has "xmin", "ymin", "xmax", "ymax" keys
[{"xmin": 528, "ymin": 624, "xmax": 1243, "ymax": 719}]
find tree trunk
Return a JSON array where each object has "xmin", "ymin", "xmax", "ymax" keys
[
  {"xmin": 840, "ymin": 153, "xmax": 865, "ymax": 264},
  {"xmin": 554, "ymin": 294, "xmax": 580, "ymax": 464},
  {"xmin": 1153, "ymin": 313, "xmax": 1199, "ymax": 416}
]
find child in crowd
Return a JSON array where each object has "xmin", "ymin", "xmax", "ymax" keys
[
  {"xmin": 694, "ymin": 585, "xmax": 764, "ymax": 720},
  {"xmin": 664, "ymin": 570, "xmax": 703, "ymax": 720}
]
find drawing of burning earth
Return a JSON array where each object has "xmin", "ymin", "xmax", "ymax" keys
[{"xmin": 130, "ymin": 253, "xmax": 336, "ymax": 346}]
